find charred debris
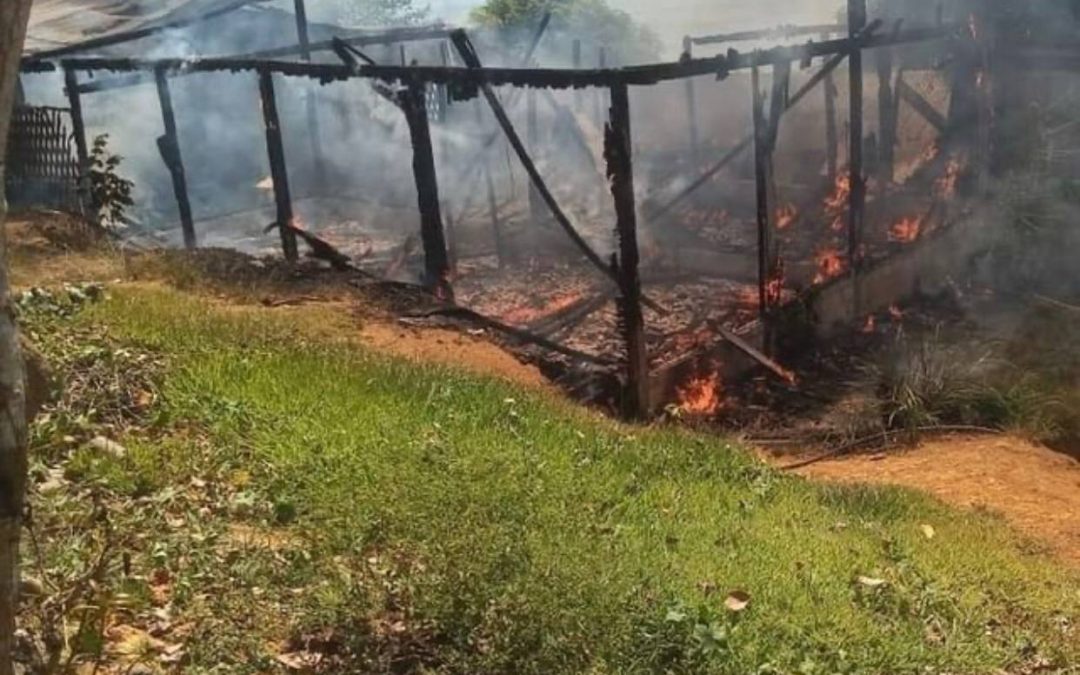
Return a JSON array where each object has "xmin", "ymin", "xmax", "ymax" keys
[{"xmin": 14, "ymin": 0, "xmax": 1080, "ymax": 423}]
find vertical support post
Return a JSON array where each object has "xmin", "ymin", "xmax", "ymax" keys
[
  {"xmin": 751, "ymin": 66, "xmax": 770, "ymax": 331},
  {"xmin": 400, "ymin": 44, "xmax": 407, "ymax": 66},
  {"xmin": 875, "ymin": 45, "xmax": 896, "ymax": 184},
  {"xmin": 823, "ymin": 33, "xmax": 839, "ymax": 182},
  {"xmin": 606, "ymin": 82, "xmax": 649, "ymax": 420},
  {"xmin": 62, "ymin": 66, "xmax": 92, "ymax": 218},
  {"xmin": 476, "ymin": 100, "xmax": 505, "ymax": 267},
  {"xmin": 294, "ymin": 0, "xmax": 325, "ymax": 187},
  {"xmin": 257, "ymin": 69, "xmax": 299, "ymax": 262},
  {"xmin": 683, "ymin": 36, "xmax": 700, "ymax": 168},
  {"xmin": 847, "ymin": 0, "xmax": 867, "ymax": 320},
  {"xmin": 401, "ymin": 83, "xmax": 452, "ymax": 299},
  {"xmin": 572, "ymin": 39, "xmax": 583, "ymax": 111},
  {"xmin": 154, "ymin": 67, "xmax": 196, "ymax": 249}
]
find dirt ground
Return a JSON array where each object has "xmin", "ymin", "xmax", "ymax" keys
[
  {"xmin": 791, "ymin": 435, "xmax": 1080, "ymax": 566},
  {"xmin": 9, "ymin": 210, "xmax": 1080, "ymax": 567}
]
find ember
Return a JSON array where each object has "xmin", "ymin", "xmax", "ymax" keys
[
  {"xmin": 861, "ymin": 314, "xmax": 876, "ymax": 334},
  {"xmin": 936, "ymin": 158, "xmax": 963, "ymax": 199},
  {"xmin": 888, "ymin": 305, "xmax": 905, "ymax": 321},
  {"xmin": 813, "ymin": 247, "xmax": 845, "ymax": 284},
  {"xmin": 677, "ymin": 369, "xmax": 723, "ymax": 415},
  {"xmin": 776, "ymin": 204, "xmax": 798, "ymax": 230},
  {"xmin": 889, "ymin": 216, "xmax": 922, "ymax": 243},
  {"xmin": 823, "ymin": 173, "xmax": 851, "ymax": 213}
]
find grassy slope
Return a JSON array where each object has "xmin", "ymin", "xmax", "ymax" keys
[{"xmin": 26, "ymin": 284, "xmax": 1080, "ymax": 674}]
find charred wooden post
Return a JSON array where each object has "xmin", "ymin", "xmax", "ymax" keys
[
  {"xmin": 153, "ymin": 66, "xmax": 197, "ymax": 249},
  {"xmin": 294, "ymin": 0, "xmax": 326, "ymax": 186},
  {"xmin": 606, "ymin": 82, "xmax": 649, "ymax": 419},
  {"xmin": 257, "ymin": 69, "xmax": 299, "ymax": 262},
  {"xmin": 874, "ymin": 44, "xmax": 896, "ymax": 184},
  {"xmin": 750, "ymin": 61, "xmax": 789, "ymax": 352},
  {"xmin": 400, "ymin": 82, "xmax": 453, "ymax": 299},
  {"xmin": 847, "ymin": 0, "xmax": 867, "ymax": 319},
  {"xmin": 683, "ymin": 36, "xmax": 700, "ymax": 168},
  {"xmin": 751, "ymin": 66, "xmax": 770, "ymax": 330},
  {"xmin": 823, "ymin": 34, "xmax": 839, "ymax": 182},
  {"xmin": 61, "ymin": 66, "xmax": 92, "ymax": 217}
]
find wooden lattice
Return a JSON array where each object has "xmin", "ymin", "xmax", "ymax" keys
[{"xmin": 5, "ymin": 106, "xmax": 82, "ymax": 212}]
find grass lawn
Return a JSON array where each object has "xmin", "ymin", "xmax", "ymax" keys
[{"xmin": 19, "ymin": 283, "xmax": 1080, "ymax": 674}]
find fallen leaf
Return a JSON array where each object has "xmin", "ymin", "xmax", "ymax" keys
[
  {"xmin": 857, "ymin": 576, "xmax": 887, "ymax": 588},
  {"xmin": 724, "ymin": 590, "xmax": 751, "ymax": 612},
  {"xmin": 921, "ymin": 524, "xmax": 936, "ymax": 540},
  {"xmin": 276, "ymin": 651, "xmax": 322, "ymax": 670}
]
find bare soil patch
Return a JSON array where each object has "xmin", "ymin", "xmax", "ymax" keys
[{"xmin": 791, "ymin": 435, "xmax": 1080, "ymax": 566}]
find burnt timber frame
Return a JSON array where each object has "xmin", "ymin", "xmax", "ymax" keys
[
  {"xmin": 153, "ymin": 66, "xmax": 197, "ymax": 249},
  {"xmin": 22, "ymin": 14, "xmax": 964, "ymax": 419},
  {"xmin": 257, "ymin": 69, "xmax": 299, "ymax": 262}
]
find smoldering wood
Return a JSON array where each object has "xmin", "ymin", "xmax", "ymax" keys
[
  {"xmin": 257, "ymin": 68, "xmax": 299, "ymax": 262},
  {"xmin": 264, "ymin": 220, "xmax": 358, "ymax": 271},
  {"xmin": 751, "ymin": 66, "xmax": 770, "ymax": 324},
  {"xmin": 448, "ymin": 29, "xmax": 668, "ymax": 315},
  {"xmin": 399, "ymin": 82, "xmax": 453, "ymax": 298},
  {"xmin": 715, "ymin": 325, "xmax": 796, "ymax": 385},
  {"xmin": 153, "ymin": 67, "xmax": 196, "ymax": 249},
  {"xmin": 642, "ymin": 20, "xmax": 884, "ymax": 224},
  {"xmin": 607, "ymin": 81, "xmax": 650, "ymax": 419},
  {"xmin": 61, "ymin": 66, "xmax": 91, "ymax": 215},
  {"xmin": 848, "ymin": 0, "xmax": 867, "ymax": 318},
  {"xmin": 33, "ymin": 24, "xmax": 957, "ymax": 90}
]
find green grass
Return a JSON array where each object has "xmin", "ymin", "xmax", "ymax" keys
[{"xmin": 23, "ymin": 285, "xmax": 1080, "ymax": 674}]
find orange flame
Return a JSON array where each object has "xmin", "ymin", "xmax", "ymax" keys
[
  {"xmin": 935, "ymin": 159, "xmax": 962, "ymax": 199},
  {"xmin": 776, "ymin": 204, "xmax": 799, "ymax": 230},
  {"xmin": 813, "ymin": 247, "xmax": 845, "ymax": 285},
  {"xmin": 889, "ymin": 216, "xmax": 922, "ymax": 243},
  {"xmin": 824, "ymin": 173, "xmax": 851, "ymax": 213},
  {"xmin": 861, "ymin": 314, "xmax": 876, "ymax": 334},
  {"xmin": 677, "ymin": 370, "xmax": 723, "ymax": 416}
]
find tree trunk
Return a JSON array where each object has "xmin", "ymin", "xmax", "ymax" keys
[{"xmin": 0, "ymin": 3, "xmax": 34, "ymax": 674}]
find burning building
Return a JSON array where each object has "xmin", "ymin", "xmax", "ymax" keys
[{"xmin": 10, "ymin": 0, "xmax": 1080, "ymax": 419}]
